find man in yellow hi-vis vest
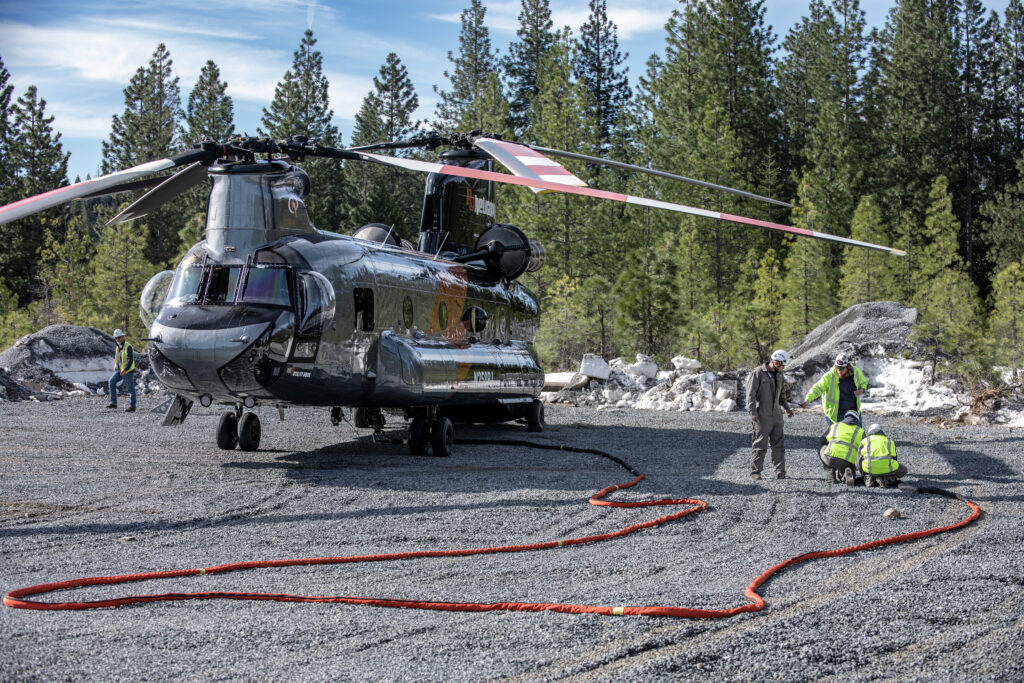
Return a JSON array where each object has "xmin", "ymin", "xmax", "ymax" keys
[
  {"xmin": 107, "ymin": 329, "xmax": 136, "ymax": 413},
  {"xmin": 857, "ymin": 424, "xmax": 907, "ymax": 488},
  {"xmin": 820, "ymin": 410, "xmax": 865, "ymax": 486}
]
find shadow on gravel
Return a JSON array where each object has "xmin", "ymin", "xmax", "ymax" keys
[{"xmin": 217, "ymin": 422, "xmax": 827, "ymax": 499}]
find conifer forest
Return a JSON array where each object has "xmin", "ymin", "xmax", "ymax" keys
[{"xmin": 0, "ymin": 0, "xmax": 1022, "ymax": 385}]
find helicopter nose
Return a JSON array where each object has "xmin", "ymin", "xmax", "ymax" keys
[{"xmin": 149, "ymin": 320, "xmax": 275, "ymax": 393}]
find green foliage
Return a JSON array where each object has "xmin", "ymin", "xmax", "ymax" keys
[
  {"xmin": 347, "ymin": 53, "xmax": 423, "ymax": 238},
  {"xmin": 1, "ymin": 84, "xmax": 69, "ymax": 305},
  {"xmin": 502, "ymin": 0, "xmax": 557, "ymax": 136},
  {"xmin": 989, "ymin": 262, "xmax": 1024, "ymax": 378},
  {"xmin": 781, "ymin": 178, "xmax": 836, "ymax": 343},
  {"xmin": 433, "ymin": 0, "xmax": 499, "ymax": 134},
  {"xmin": 573, "ymin": 0, "xmax": 631, "ymax": 147},
  {"xmin": 839, "ymin": 195, "xmax": 894, "ymax": 307},
  {"xmin": 85, "ymin": 218, "xmax": 159, "ymax": 339},
  {"xmin": 0, "ymin": 56, "xmax": 15, "ymax": 205},
  {"xmin": 186, "ymin": 60, "xmax": 234, "ymax": 145},
  {"xmin": 36, "ymin": 216, "xmax": 94, "ymax": 325},
  {"xmin": 612, "ymin": 233, "xmax": 682, "ymax": 362},
  {"xmin": 260, "ymin": 30, "xmax": 345, "ymax": 232},
  {"xmin": 980, "ymin": 154, "xmax": 1024, "ymax": 272}
]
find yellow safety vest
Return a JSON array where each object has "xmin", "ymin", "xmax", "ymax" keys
[
  {"xmin": 114, "ymin": 342, "xmax": 135, "ymax": 373},
  {"xmin": 825, "ymin": 421, "xmax": 864, "ymax": 465},
  {"xmin": 859, "ymin": 434, "xmax": 899, "ymax": 475},
  {"xmin": 805, "ymin": 366, "xmax": 868, "ymax": 422}
]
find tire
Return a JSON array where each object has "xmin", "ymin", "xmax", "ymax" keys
[
  {"xmin": 430, "ymin": 416, "xmax": 453, "ymax": 457},
  {"xmin": 408, "ymin": 417, "xmax": 429, "ymax": 455},
  {"xmin": 237, "ymin": 412, "xmax": 261, "ymax": 451},
  {"xmin": 217, "ymin": 411, "xmax": 238, "ymax": 450},
  {"xmin": 526, "ymin": 399, "xmax": 544, "ymax": 432}
]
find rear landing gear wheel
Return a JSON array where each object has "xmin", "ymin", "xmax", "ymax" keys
[
  {"xmin": 409, "ymin": 417, "xmax": 429, "ymax": 455},
  {"xmin": 217, "ymin": 411, "xmax": 238, "ymax": 450},
  {"xmin": 526, "ymin": 399, "xmax": 545, "ymax": 432},
  {"xmin": 238, "ymin": 412, "xmax": 261, "ymax": 451},
  {"xmin": 430, "ymin": 416, "xmax": 453, "ymax": 457}
]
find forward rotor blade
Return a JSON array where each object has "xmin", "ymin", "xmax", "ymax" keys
[
  {"xmin": 79, "ymin": 175, "xmax": 169, "ymax": 199},
  {"xmin": 474, "ymin": 138, "xmax": 588, "ymax": 195},
  {"xmin": 0, "ymin": 148, "xmax": 211, "ymax": 226},
  {"xmin": 107, "ymin": 162, "xmax": 208, "ymax": 225},
  {"xmin": 355, "ymin": 151, "xmax": 905, "ymax": 256},
  {"xmin": 527, "ymin": 144, "xmax": 793, "ymax": 209}
]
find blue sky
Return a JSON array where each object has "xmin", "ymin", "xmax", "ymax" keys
[{"xmin": 0, "ymin": 0, "xmax": 1011, "ymax": 183}]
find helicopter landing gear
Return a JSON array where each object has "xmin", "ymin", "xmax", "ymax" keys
[
  {"xmin": 238, "ymin": 412, "xmax": 261, "ymax": 451},
  {"xmin": 217, "ymin": 411, "xmax": 238, "ymax": 450},
  {"xmin": 430, "ymin": 416, "xmax": 454, "ymax": 458},
  {"xmin": 407, "ymin": 409, "xmax": 453, "ymax": 457},
  {"xmin": 408, "ymin": 416, "xmax": 429, "ymax": 455},
  {"xmin": 526, "ymin": 399, "xmax": 545, "ymax": 432},
  {"xmin": 354, "ymin": 407, "xmax": 386, "ymax": 434}
]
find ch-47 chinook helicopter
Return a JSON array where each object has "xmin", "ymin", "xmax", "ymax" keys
[{"xmin": 0, "ymin": 132, "xmax": 904, "ymax": 456}]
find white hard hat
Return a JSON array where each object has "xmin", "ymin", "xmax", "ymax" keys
[
  {"xmin": 866, "ymin": 423, "xmax": 883, "ymax": 436},
  {"xmin": 770, "ymin": 350, "xmax": 790, "ymax": 365},
  {"xmin": 842, "ymin": 410, "xmax": 860, "ymax": 424},
  {"xmin": 113, "ymin": 328, "xmax": 125, "ymax": 338},
  {"xmin": 835, "ymin": 352, "xmax": 851, "ymax": 368}
]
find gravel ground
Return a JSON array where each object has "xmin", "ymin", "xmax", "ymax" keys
[{"xmin": 1, "ymin": 397, "xmax": 1022, "ymax": 682}]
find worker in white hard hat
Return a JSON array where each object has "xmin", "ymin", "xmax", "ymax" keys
[
  {"xmin": 800, "ymin": 351, "xmax": 868, "ymax": 428},
  {"xmin": 107, "ymin": 328, "xmax": 137, "ymax": 413},
  {"xmin": 744, "ymin": 349, "xmax": 794, "ymax": 480},
  {"xmin": 857, "ymin": 423, "xmax": 907, "ymax": 487}
]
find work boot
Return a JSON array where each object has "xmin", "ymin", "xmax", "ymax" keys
[
  {"xmin": 124, "ymin": 407, "xmax": 135, "ymax": 413},
  {"xmin": 106, "ymin": 403, "xmax": 117, "ymax": 409},
  {"xmin": 843, "ymin": 467, "xmax": 855, "ymax": 486},
  {"xmin": 864, "ymin": 475, "xmax": 875, "ymax": 487},
  {"xmin": 776, "ymin": 472, "xmax": 786, "ymax": 480},
  {"xmin": 826, "ymin": 469, "xmax": 838, "ymax": 483},
  {"xmin": 750, "ymin": 472, "xmax": 761, "ymax": 480}
]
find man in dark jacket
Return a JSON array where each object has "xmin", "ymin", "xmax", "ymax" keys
[{"xmin": 745, "ymin": 350, "xmax": 794, "ymax": 480}]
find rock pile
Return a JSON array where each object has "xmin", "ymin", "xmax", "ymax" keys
[
  {"xmin": 0, "ymin": 325, "xmax": 162, "ymax": 401},
  {"xmin": 542, "ymin": 353, "xmax": 742, "ymax": 413}
]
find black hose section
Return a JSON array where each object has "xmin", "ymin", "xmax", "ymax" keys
[{"xmin": 455, "ymin": 438, "xmax": 642, "ymax": 478}]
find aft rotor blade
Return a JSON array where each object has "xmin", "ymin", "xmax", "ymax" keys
[
  {"xmin": 107, "ymin": 162, "xmax": 208, "ymax": 225},
  {"xmin": 355, "ymin": 151, "xmax": 905, "ymax": 256},
  {"xmin": 527, "ymin": 144, "xmax": 793, "ymax": 209},
  {"xmin": 0, "ymin": 148, "xmax": 212, "ymax": 226}
]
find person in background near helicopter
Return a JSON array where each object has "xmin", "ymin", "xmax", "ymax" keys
[{"xmin": 745, "ymin": 350, "xmax": 794, "ymax": 481}]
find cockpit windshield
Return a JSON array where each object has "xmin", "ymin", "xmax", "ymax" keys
[
  {"xmin": 164, "ymin": 259, "xmax": 291, "ymax": 307},
  {"xmin": 239, "ymin": 266, "xmax": 292, "ymax": 306}
]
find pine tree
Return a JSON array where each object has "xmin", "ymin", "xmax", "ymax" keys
[
  {"xmin": 733, "ymin": 247, "xmax": 784, "ymax": 363},
  {"xmin": 1, "ymin": 85, "xmax": 69, "ymax": 306},
  {"xmin": 0, "ymin": 56, "xmax": 15, "ymax": 205},
  {"xmin": 573, "ymin": 0, "xmax": 631, "ymax": 149},
  {"xmin": 346, "ymin": 53, "xmax": 422, "ymax": 236},
  {"xmin": 780, "ymin": 177, "xmax": 836, "ymax": 343},
  {"xmin": 612, "ymin": 233, "xmax": 682, "ymax": 361},
  {"xmin": 999, "ymin": 0, "xmax": 1024, "ymax": 167},
  {"xmin": 433, "ymin": 0, "xmax": 499, "ymax": 134},
  {"xmin": 838, "ymin": 195, "xmax": 894, "ymax": 306},
  {"xmin": 502, "ymin": 0, "xmax": 557, "ymax": 136},
  {"xmin": 185, "ymin": 60, "xmax": 234, "ymax": 145},
  {"xmin": 260, "ymin": 30, "xmax": 345, "ymax": 232},
  {"xmin": 910, "ymin": 175, "xmax": 980, "ymax": 379},
  {"xmin": 37, "ymin": 215, "xmax": 94, "ymax": 324},
  {"xmin": 101, "ymin": 43, "xmax": 184, "ymax": 266},
  {"xmin": 989, "ymin": 261, "xmax": 1024, "ymax": 378},
  {"xmin": 980, "ymin": 154, "xmax": 1024, "ymax": 271},
  {"xmin": 86, "ymin": 219, "xmax": 159, "ymax": 339}
]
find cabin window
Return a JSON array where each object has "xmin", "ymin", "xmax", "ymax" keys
[
  {"xmin": 240, "ymin": 266, "xmax": 292, "ymax": 306},
  {"xmin": 403, "ymin": 296, "xmax": 414, "ymax": 328},
  {"xmin": 355, "ymin": 288, "xmax": 374, "ymax": 331},
  {"xmin": 166, "ymin": 265, "xmax": 204, "ymax": 305}
]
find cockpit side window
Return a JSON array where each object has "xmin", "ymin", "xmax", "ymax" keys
[
  {"xmin": 240, "ymin": 266, "xmax": 292, "ymax": 306},
  {"xmin": 166, "ymin": 265, "xmax": 204, "ymax": 305}
]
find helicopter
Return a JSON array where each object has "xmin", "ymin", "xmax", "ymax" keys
[{"xmin": 0, "ymin": 132, "xmax": 904, "ymax": 456}]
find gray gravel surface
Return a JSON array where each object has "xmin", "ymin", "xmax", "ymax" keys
[{"xmin": 1, "ymin": 398, "xmax": 1022, "ymax": 681}]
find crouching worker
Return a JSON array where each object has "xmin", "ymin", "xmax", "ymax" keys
[
  {"xmin": 857, "ymin": 424, "xmax": 907, "ymax": 487},
  {"xmin": 820, "ymin": 410, "xmax": 864, "ymax": 486}
]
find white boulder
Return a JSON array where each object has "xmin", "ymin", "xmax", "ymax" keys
[{"xmin": 579, "ymin": 354, "xmax": 611, "ymax": 380}]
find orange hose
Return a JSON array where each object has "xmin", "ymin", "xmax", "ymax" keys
[{"xmin": 3, "ymin": 442, "xmax": 981, "ymax": 617}]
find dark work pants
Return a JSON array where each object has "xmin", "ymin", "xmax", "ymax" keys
[{"xmin": 751, "ymin": 416, "xmax": 785, "ymax": 476}]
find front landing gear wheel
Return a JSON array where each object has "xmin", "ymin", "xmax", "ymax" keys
[
  {"xmin": 238, "ymin": 412, "xmax": 261, "ymax": 451},
  {"xmin": 217, "ymin": 411, "xmax": 238, "ymax": 449},
  {"xmin": 409, "ymin": 417, "xmax": 429, "ymax": 455},
  {"xmin": 526, "ymin": 399, "xmax": 545, "ymax": 432},
  {"xmin": 430, "ymin": 416, "xmax": 453, "ymax": 457}
]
